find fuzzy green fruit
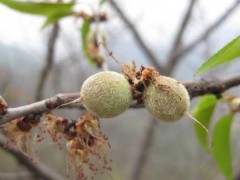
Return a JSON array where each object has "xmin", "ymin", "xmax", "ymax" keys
[
  {"xmin": 143, "ymin": 76, "xmax": 190, "ymax": 122},
  {"xmin": 81, "ymin": 71, "xmax": 132, "ymax": 118}
]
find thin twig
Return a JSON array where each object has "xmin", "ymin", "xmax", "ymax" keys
[
  {"xmin": 130, "ymin": 118, "xmax": 157, "ymax": 180},
  {"xmin": 169, "ymin": 0, "xmax": 240, "ymax": 67},
  {"xmin": 185, "ymin": 72, "xmax": 240, "ymax": 97},
  {"xmin": 95, "ymin": 8, "xmax": 110, "ymax": 71},
  {"xmin": 166, "ymin": 0, "xmax": 197, "ymax": 73},
  {"xmin": 0, "ymin": 139, "xmax": 65, "ymax": 180},
  {"xmin": 0, "ymin": 93, "xmax": 80, "ymax": 125},
  {"xmin": 108, "ymin": 0, "xmax": 165, "ymax": 73},
  {"xmin": 35, "ymin": 23, "xmax": 60, "ymax": 101},
  {"xmin": 1, "ymin": 73, "xmax": 240, "ymax": 125}
]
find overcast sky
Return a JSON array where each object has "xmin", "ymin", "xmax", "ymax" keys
[
  {"xmin": 0, "ymin": 0, "xmax": 239, "ymax": 46},
  {"xmin": 0, "ymin": 0, "xmax": 239, "ymax": 79}
]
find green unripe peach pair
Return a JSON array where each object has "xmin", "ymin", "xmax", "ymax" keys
[{"xmin": 81, "ymin": 71, "xmax": 190, "ymax": 121}]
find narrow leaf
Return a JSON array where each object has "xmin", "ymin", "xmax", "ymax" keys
[
  {"xmin": 100, "ymin": 0, "xmax": 107, "ymax": 5},
  {"xmin": 192, "ymin": 95, "xmax": 218, "ymax": 150},
  {"xmin": 42, "ymin": 15, "xmax": 65, "ymax": 29},
  {"xmin": 213, "ymin": 114, "xmax": 233, "ymax": 180},
  {"xmin": 195, "ymin": 36, "xmax": 240, "ymax": 76},
  {"xmin": 0, "ymin": 0, "xmax": 74, "ymax": 17},
  {"xmin": 81, "ymin": 20, "xmax": 94, "ymax": 64}
]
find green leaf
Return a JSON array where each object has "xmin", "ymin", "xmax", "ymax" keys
[
  {"xmin": 81, "ymin": 20, "xmax": 94, "ymax": 64},
  {"xmin": 192, "ymin": 95, "xmax": 218, "ymax": 150},
  {"xmin": 100, "ymin": 0, "xmax": 107, "ymax": 5},
  {"xmin": 0, "ymin": 0, "xmax": 74, "ymax": 28},
  {"xmin": 195, "ymin": 36, "xmax": 240, "ymax": 76},
  {"xmin": 42, "ymin": 15, "xmax": 65, "ymax": 29},
  {"xmin": 0, "ymin": 0, "xmax": 74, "ymax": 17},
  {"xmin": 213, "ymin": 114, "xmax": 233, "ymax": 180}
]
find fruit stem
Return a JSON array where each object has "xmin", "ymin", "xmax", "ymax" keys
[
  {"xmin": 185, "ymin": 111, "xmax": 213, "ymax": 150},
  {"xmin": 98, "ymin": 42, "xmax": 124, "ymax": 67},
  {"xmin": 56, "ymin": 97, "xmax": 82, "ymax": 109}
]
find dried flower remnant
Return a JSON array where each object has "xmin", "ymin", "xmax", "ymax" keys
[
  {"xmin": 122, "ymin": 61, "xmax": 159, "ymax": 104},
  {"xmin": 66, "ymin": 112, "xmax": 112, "ymax": 179},
  {"xmin": 43, "ymin": 114, "xmax": 71, "ymax": 149},
  {"xmin": 2, "ymin": 114, "xmax": 41, "ymax": 157},
  {"xmin": 44, "ymin": 112, "xmax": 112, "ymax": 179}
]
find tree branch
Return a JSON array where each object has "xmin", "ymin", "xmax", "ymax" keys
[
  {"xmin": 108, "ymin": 0, "xmax": 165, "ymax": 73},
  {"xmin": 169, "ymin": 0, "xmax": 240, "ymax": 67},
  {"xmin": 130, "ymin": 118, "xmax": 157, "ymax": 180},
  {"xmin": 166, "ymin": 0, "xmax": 197, "ymax": 72},
  {"xmin": 1, "ymin": 73, "xmax": 240, "ymax": 125},
  {"xmin": 35, "ymin": 23, "xmax": 60, "ymax": 101},
  {"xmin": 185, "ymin": 72, "xmax": 240, "ymax": 98},
  {"xmin": 0, "ymin": 139, "xmax": 65, "ymax": 180},
  {"xmin": 0, "ymin": 93, "xmax": 80, "ymax": 125}
]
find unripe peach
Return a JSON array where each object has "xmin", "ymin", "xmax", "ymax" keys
[
  {"xmin": 143, "ymin": 76, "xmax": 190, "ymax": 121},
  {"xmin": 81, "ymin": 71, "xmax": 132, "ymax": 118}
]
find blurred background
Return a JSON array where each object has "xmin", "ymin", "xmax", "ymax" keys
[{"xmin": 0, "ymin": 0, "xmax": 240, "ymax": 179}]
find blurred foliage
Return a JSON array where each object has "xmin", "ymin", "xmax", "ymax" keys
[
  {"xmin": 0, "ymin": 0, "xmax": 75, "ymax": 28},
  {"xmin": 81, "ymin": 20, "xmax": 94, "ymax": 64},
  {"xmin": 213, "ymin": 114, "xmax": 234, "ymax": 180}
]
